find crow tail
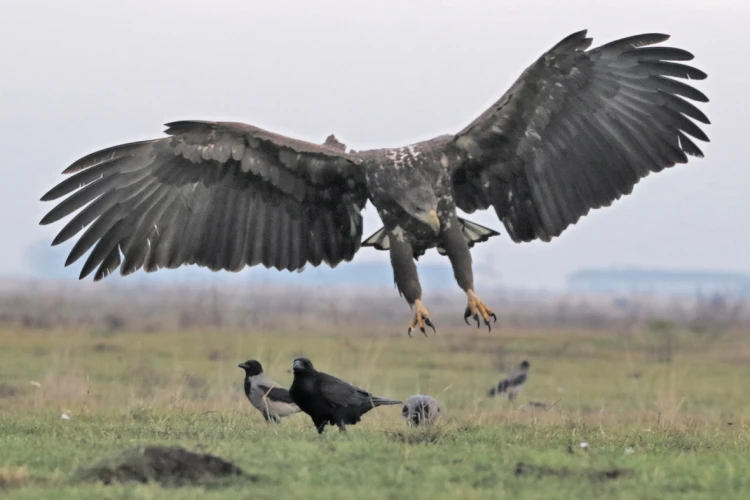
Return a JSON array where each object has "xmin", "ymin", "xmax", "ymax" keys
[{"xmin": 372, "ymin": 397, "xmax": 402, "ymax": 407}]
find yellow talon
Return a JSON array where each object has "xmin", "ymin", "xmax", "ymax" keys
[
  {"xmin": 464, "ymin": 290, "xmax": 497, "ymax": 332},
  {"xmin": 408, "ymin": 299, "xmax": 436, "ymax": 337}
]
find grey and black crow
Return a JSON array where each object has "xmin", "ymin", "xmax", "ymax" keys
[
  {"xmin": 238, "ymin": 360, "xmax": 299, "ymax": 423},
  {"xmin": 402, "ymin": 395, "xmax": 442, "ymax": 426},
  {"xmin": 488, "ymin": 360, "xmax": 530, "ymax": 401},
  {"xmin": 39, "ymin": 31, "xmax": 709, "ymax": 336},
  {"xmin": 289, "ymin": 357, "xmax": 401, "ymax": 433}
]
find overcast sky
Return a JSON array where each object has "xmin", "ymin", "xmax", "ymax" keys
[{"xmin": 1, "ymin": 0, "xmax": 747, "ymax": 289}]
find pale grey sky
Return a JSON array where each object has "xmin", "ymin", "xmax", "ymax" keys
[{"xmin": 1, "ymin": 0, "xmax": 747, "ymax": 289}]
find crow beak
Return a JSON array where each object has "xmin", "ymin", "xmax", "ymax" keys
[
  {"xmin": 238, "ymin": 363, "xmax": 245, "ymax": 369},
  {"xmin": 418, "ymin": 209, "xmax": 440, "ymax": 235}
]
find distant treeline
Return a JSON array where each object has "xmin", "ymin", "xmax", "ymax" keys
[
  {"xmin": 1, "ymin": 279, "xmax": 747, "ymax": 336},
  {"xmin": 568, "ymin": 267, "xmax": 750, "ymax": 297}
]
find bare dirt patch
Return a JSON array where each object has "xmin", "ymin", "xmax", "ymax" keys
[
  {"xmin": 0, "ymin": 466, "xmax": 29, "ymax": 489},
  {"xmin": 75, "ymin": 445, "xmax": 251, "ymax": 487},
  {"xmin": 514, "ymin": 462, "xmax": 634, "ymax": 481}
]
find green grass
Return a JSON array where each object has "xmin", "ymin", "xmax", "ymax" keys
[{"xmin": 0, "ymin": 325, "xmax": 749, "ymax": 499}]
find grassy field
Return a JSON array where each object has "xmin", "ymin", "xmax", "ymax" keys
[{"xmin": 0, "ymin": 322, "xmax": 749, "ymax": 499}]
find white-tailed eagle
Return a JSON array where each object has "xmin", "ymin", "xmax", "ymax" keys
[{"xmin": 40, "ymin": 31, "xmax": 710, "ymax": 336}]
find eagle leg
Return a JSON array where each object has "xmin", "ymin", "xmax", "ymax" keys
[
  {"xmin": 464, "ymin": 290, "xmax": 497, "ymax": 332},
  {"xmin": 440, "ymin": 217, "xmax": 497, "ymax": 332},
  {"xmin": 408, "ymin": 299, "xmax": 436, "ymax": 338},
  {"xmin": 389, "ymin": 233, "xmax": 436, "ymax": 338}
]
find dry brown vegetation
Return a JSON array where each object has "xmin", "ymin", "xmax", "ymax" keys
[{"xmin": 1, "ymin": 279, "xmax": 747, "ymax": 336}]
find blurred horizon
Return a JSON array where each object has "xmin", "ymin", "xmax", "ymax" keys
[{"xmin": 11, "ymin": 237, "xmax": 749, "ymax": 298}]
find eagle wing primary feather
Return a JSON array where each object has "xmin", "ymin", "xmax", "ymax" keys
[
  {"xmin": 40, "ymin": 121, "xmax": 369, "ymax": 280},
  {"xmin": 447, "ymin": 30, "xmax": 709, "ymax": 243}
]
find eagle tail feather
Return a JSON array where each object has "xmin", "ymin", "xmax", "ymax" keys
[
  {"xmin": 436, "ymin": 218, "xmax": 500, "ymax": 255},
  {"xmin": 363, "ymin": 218, "xmax": 499, "ymax": 254},
  {"xmin": 361, "ymin": 227, "xmax": 390, "ymax": 250}
]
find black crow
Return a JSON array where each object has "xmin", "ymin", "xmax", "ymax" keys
[
  {"xmin": 488, "ymin": 360, "xmax": 530, "ymax": 401},
  {"xmin": 289, "ymin": 357, "xmax": 401, "ymax": 433},
  {"xmin": 238, "ymin": 360, "xmax": 300, "ymax": 423},
  {"xmin": 402, "ymin": 395, "xmax": 442, "ymax": 426}
]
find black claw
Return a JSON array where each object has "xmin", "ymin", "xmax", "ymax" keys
[
  {"xmin": 474, "ymin": 315, "xmax": 480, "ymax": 328},
  {"xmin": 486, "ymin": 320, "xmax": 492, "ymax": 333},
  {"xmin": 491, "ymin": 312, "xmax": 497, "ymax": 323},
  {"xmin": 407, "ymin": 327, "xmax": 413, "ymax": 338},
  {"xmin": 425, "ymin": 317, "xmax": 436, "ymax": 334},
  {"xmin": 463, "ymin": 309, "xmax": 471, "ymax": 325}
]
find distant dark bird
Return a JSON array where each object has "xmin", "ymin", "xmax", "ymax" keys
[
  {"xmin": 402, "ymin": 395, "xmax": 442, "ymax": 426},
  {"xmin": 39, "ymin": 31, "xmax": 709, "ymax": 336},
  {"xmin": 288, "ymin": 357, "xmax": 401, "ymax": 433},
  {"xmin": 488, "ymin": 360, "xmax": 530, "ymax": 401},
  {"xmin": 238, "ymin": 360, "xmax": 299, "ymax": 423}
]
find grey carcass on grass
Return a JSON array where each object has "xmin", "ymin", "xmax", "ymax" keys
[{"xmin": 402, "ymin": 395, "xmax": 442, "ymax": 426}]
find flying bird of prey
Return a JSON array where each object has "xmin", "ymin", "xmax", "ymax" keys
[
  {"xmin": 402, "ymin": 394, "xmax": 443, "ymax": 426},
  {"xmin": 238, "ymin": 359, "xmax": 300, "ymax": 423},
  {"xmin": 39, "ymin": 30, "xmax": 709, "ymax": 336},
  {"xmin": 288, "ymin": 357, "xmax": 401, "ymax": 434},
  {"xmin": 488, "ymin": 360, "xmax": 530, "ymax": 401}
]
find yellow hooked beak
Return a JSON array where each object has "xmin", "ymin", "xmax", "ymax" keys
[{"xmin": 418, "ymin": 209, "xmax": 441, "ymax": 235}]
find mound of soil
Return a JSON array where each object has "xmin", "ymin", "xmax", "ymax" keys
[
  {"xmin": 76, "ymin": 445, "xmax": 249, "ymax": 486},
  {"xmin": 514, "ymin": 462, "xmax": 634, "ymax": 481}
]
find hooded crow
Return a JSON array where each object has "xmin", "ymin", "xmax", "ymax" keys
[
  {"xmin": 488, "ymin": 360, "xmax": 530, "ymax": 401},
  {"xmin": 402, "ymin": 395, "xmax": 442, "ymax": 426},
  {"xmin": 289, "ymin": 357, "xmax": 401, "ymax": 433},
  {"xmin": 238, "ymin": 359, "xmax": 300, "ymax": 423}
]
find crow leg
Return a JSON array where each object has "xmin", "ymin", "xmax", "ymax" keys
[
  {"xmin": 440, "ymin": 218, "xmax": 496, "ymax": 331},
  {"xmin": 262, "ymin": 407, "xmax": 280, "ymax": 424},
  {"xmin": 389, "ymin": 235, "xmax": 435, "ymax": 337},
  {"xmin": 313, "ymin": 418, "xmax": 327, "ymax": 434},
  {"xmin": 336, "ymin": 421, "xmax": 347, "ymax": 433}
]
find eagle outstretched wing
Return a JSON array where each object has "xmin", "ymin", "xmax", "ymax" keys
[
  {"xmin": 447, "ymin": 30, "xmax": 709, "ymax": 243},
  {"xmin": 40, "ymin": 121, "xmax": 369, "ymax": 280}
]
